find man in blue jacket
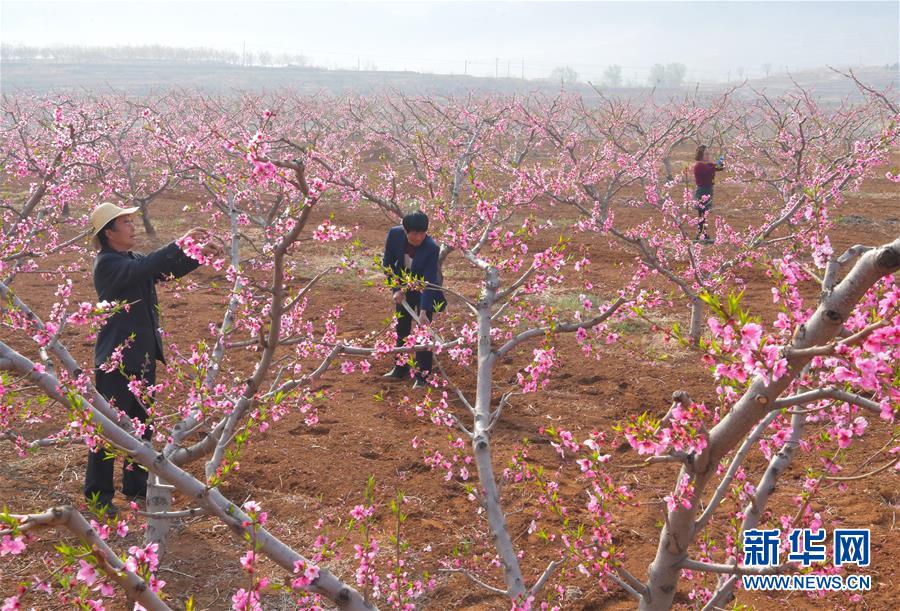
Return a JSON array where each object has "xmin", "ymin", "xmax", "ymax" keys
[
  {"xmin": 84, "ymin": 202, "xmax": 220, "ymax": 513},
  {"xmin": 381, "ymin": 210, "xmax": 445, "ymax": 389}
]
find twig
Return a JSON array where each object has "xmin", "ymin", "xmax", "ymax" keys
[
  {"xmin": 824, "ymin": 457, "xmax": 898, "ymax": 481},
  {"xmin": 495, "ymin": 297, "xmax": 627, "ymax": 358},
  {"xmin": 438, "ymin": 567, "xmax": 507, "ymax": 596},
  {"xmin": 679, "ymin": 558, "xmax": 793, "ymax": 576}
]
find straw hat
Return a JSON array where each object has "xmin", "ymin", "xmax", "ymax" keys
[{"xmin": 89, "ymin": 202, "xmax": 139, "ymax": 249}]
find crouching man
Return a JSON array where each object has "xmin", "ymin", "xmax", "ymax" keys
[{"xmin": 381, "ymin": 210, "xmax": 445, "ymax": 389}]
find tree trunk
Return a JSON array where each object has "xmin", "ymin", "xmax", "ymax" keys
[
  {"xmin": 144, "ymin": 475, "xmax": 175, "ymax": 549},
  {"xmin": 139, "ymin": 200, "xmax": 157, "ymax": 240},
  {"xmin": 689, "ymin": 297, "xmax": 705, "ymax": 345},
  {"xmin": 470, "ymin": 267, "xmax": 526, "ymax": 599}
]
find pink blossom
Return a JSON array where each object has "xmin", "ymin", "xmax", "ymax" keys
[
  {"xmin": 2, "ymin": 595, "xmax": 20, "ymax": 611},
  {"xmin": 350, "ymin": 504, "xmax": 373, "ymax": 520},
  {"xmin": 77, "ymin": 559, "xmax": 99, "ymax": 585},
  {"xmin": 836, "ymin": 428, "xmax": 853, "ymax": 449},
  {"xmin": 240, "ymin": 550, "xmax": 255, "ymax": 573},
  {"xmin": 0, "ymin": 535, "xmax": 25, "ymax": 556},
  {"xmin": 231, "ymin": 587, "xmax": 261, "ymax": 611},
  {"xmin": 740, "ymin": 323, "xmax": 763, "ymax": 349}
]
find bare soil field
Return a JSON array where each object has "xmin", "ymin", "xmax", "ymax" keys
[{"xmin": 2, "ymin": 153, "xmax": 898, "ymax": 610}]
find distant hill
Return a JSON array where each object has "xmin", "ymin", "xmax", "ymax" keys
[
  {"xmin": 0, "ymin": 60, "xmax": 596, "ymax": 96},
  {"xmin": 1, "ymin": 60, "xmax": 896, "ymax": 101}
]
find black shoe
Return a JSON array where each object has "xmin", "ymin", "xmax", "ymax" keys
[
  {"xmin": 412, "ymin": 375, "xmax": 429, "ymax": 390},
  {"xmin": 382, "ymin": 367, "xmax": 408, "ymax": 380}
]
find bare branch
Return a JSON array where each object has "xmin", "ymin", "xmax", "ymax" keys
[
  {"xmin": 138, "ymin": 508, "xmax": 208, "ymax": 520},
  {"xmin": 485, "ymin": 391, "xmax": 514, "ymax": 434},
  {"xmin": 695, "ymin": 411, "xmax": 779, "ymax": 533},
  {"xmin": 495, "ymin": 297, "xmax": 627, "ymax": 358},
  {"xmin": 824, "ymin": 457, "xmax": 898, "ymax": 481},
  {"xmin": 529, "ymin": 558, "xmax": 565, "ymax": 597},
  {"xmin": 0, "ymin": 430, "xmax": 76, "ymax": 450},
  {"xmin": 608, "ymin": 571, "xmax": 642, "ymax": 601},
  {"xmin": 773, "ymin": 387, "xmax": 881, "ymax": 413},
  {"xmin": 438, "ymin": 567, "xmax": 507, "ymax": 596},
  {"xmin": 680, "ymin": 558, "xmax": 793, "ymax": 576},
  {"xmin": 829, "ymin": 66, "xmax": 899, "ymax": 114},
  {"xmin": 614, "ymin": 564, "xmax": 649, "ymax": 598}
]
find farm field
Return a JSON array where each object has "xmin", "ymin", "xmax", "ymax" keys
[{"xmin": 1, "ymin": 88, "xmax": 898, "ymax": 611}]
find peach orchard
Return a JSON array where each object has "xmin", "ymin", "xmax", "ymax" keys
[{"xmin": 1, "ymin": 75, "xmax": 898, "ymax": 610}]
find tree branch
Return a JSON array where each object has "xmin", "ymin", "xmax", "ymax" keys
[
  {"xmin": 494, "ymin": 297, "xmax": 627, "ymax": 359},
  {"xmin": 695, "ymin": 411, "xmax": 779, "ymax": 533},
  {"xmin": 9, "ymin": 506, "xmax": 170, "ymax": 611},
  {"xmin": 773, "ymin": 387, "xmax": 881, "ymax": 413},
  {"xmin": 824, "ymin": 457, "xmax": 898, "ymax": 481},
  {"xmin": 529, "ymin": 558, "xmax": 565, "ymax": 597},
  {"xmin": 608, "ymin": 571, "xmax": 642, "ymax": 601},
  {"xmin": 680, "ymin": 558, "xmax": 793, "ymax": 576}
]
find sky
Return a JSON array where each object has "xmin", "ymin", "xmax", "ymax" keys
[{"xmin": 1, "ymin": 0, "xmax": 897, "ymax": 82}]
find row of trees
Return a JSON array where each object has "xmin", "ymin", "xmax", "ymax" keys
[
  {"xmin": 549, "ymin": 62, "xmax": 687, "ymax": 88},
  {"xmin": 1, "ymin": 75, "xmax": 898, "ymax": 609},
  {"xmin": 0, "ymin": 43, "xmax": 309, "ymax": 67}
]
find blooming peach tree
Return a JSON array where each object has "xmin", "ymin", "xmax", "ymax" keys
[{"xmin": 1, "ymin": 81, "xmax": 898, "ymax": 611}]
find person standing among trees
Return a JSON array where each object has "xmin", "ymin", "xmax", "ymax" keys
[
  {"xmin": 381, "ymin": 210, "xmax": 446, "ymax": 389},
  {"xmin": 85, "ymin": 202, "xmax": 221, "ymax": 514},
  {"xmin": 692, "ymin": 144, "xmax": 725, "ymax": 244}
]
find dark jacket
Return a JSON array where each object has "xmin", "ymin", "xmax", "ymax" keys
[
  {"xmin": 93, "ymin": 243, "xmax": 199, "ymax": 373},
  {"xmin": 382, "ymin": 226, "xmax": 445, "ymax": 312},
  {"xmin": 693, "ymin": 161, "xmax": 723, "ymax": 188}
]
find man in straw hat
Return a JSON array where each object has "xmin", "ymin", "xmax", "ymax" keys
[{"xmin": 84, "ymin": 202, "xmax": 221, "ymax": 514}]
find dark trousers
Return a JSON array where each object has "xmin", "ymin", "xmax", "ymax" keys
[
  {"xmin": 395, "ymin": 292, "xmax": 434, "ymax": 377},
  {"xmin": 84, "ymin": 368, "xmax": 154, "ymax": 505},
  {"xmin": 694, "ymin": 186, "xmax": 714, "ymax": 239}
]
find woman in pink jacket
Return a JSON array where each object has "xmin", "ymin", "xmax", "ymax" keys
[{"xmin": 693, "ymin": 144, "xmax": 725, "ymax": 244}]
